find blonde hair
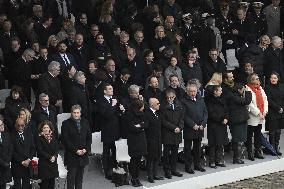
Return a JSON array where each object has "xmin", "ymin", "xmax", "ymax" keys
[
  {"xmin": 18, "ymin": 108, "xmax": 32, "ymax": 125},
  {"xmin": 47, "ymin": 35, "xmax": 59, "ymax": 48},
  {"xmin": 206, "ymin": 72, "xmax": 223, "ymax": 87},
  {"xmin": 155, "ymin": 25, "xmax": 165, "ymax": 38}
]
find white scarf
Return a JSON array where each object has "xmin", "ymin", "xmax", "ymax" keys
[{"xmin": 56, "ymin": 0, "xmax": 68, "ymax": 19}]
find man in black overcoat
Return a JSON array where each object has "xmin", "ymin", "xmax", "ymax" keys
[
  {"xmin": 160, "ymin": 89, "xmax": 184, "ymax": 179},
  {"xmin": 61, "ymin": 105, "xmax": 92, "ymax": 189},
  {"xmin": 11, "ymin": 118, "xmax": 36, "ymax": 189},
  {"xmin": 144, "ymin": 98, "xmax": 164, "ymax": 183},
  {"xmin": 97, "ymin": 84, "xmax": 125, "ymax": 179},
  {"xmin": 0, "ymin": 117, "xmax": 12, "ymax": 189},
  {"xmin": 69, "ymin": 71, "xmax": 93, "ymax": 129},
  {"xmin": 181, "ymin": 83, "xmax": 208, "ymax": 174},
  {"xmin": 32, "ymin": 93, "xmax": 58, "ymax": 136},
  {"xmin": 38, "ymin": 61, "xmax": 63, "ymax": 109}
]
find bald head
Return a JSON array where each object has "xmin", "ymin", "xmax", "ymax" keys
[{"xmin": 149, "ymin": 98, "xmax": 160, "ymax": 110}]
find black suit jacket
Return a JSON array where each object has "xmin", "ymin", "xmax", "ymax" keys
[
  {"xmin": 69, "ymin": 44, "xmax": 91, "ymax": 72},
  {"xmin": 144, "ymin": 109, "xmax": 162, "ymax": 160},
  {"xmin": 0, "ymin": 132, "xmax": 12, "ymax": 184},
  {"xmin": 61, "ymin": 118, "xmax": 92, "ymax": 167},
  {"xmin": 52, "ymin": 52, "xmax": 77, "ymax": 76},
  {"xmin": 32, "ymin": 105, "xmax": 58, "ymax": 133},
  {"xmin": 97, "ymin": 97, "xmax": 121, "ymax": 143},
  {"xmin": 38, "ymin": 72, "xmax": 62, "ymax": 106},
  {"xmin": 11, "ymin": 130, "xmax": 36, "ymax": 178},
  {"xmin": 34, "ymin": 24, "xmax": 52, "ymax": 46}
]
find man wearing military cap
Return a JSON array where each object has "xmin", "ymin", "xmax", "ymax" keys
[{"xmin": 250, "ymin": 1, "xmax": 267, "ymax": 39}]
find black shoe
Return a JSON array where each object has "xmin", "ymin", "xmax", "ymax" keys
[
  {"xmin": 276, "ymin": 149, "xmax": 282, "ymax": 156},
  {"xmin": 165, "ymin": 172, "xmax": 172, "ymax": 179},
  {"xmin": 131, "ymin": 179, "xmax": 139, "ymax": 187},
  {"xmin": 148, "ymin": 177, "xmax": 155, "ymax": 183},
  {"xmin": 255, "ymin": 152, "xmax": 264, "ymax": 159},
  {"xmin": 105, "ymin": 174, "xmax": 112, "ymax": 180},
  {"xmin": 185, "ymin": 168, "xmax": 195, "ymax": 174},
  {"xmin": 233, "ymin": 159, "xmax": 244, "ymax": 164},
  {"xmin": 194, "ymin": 165, "xmax": 206, "ymax": 172},
  {"xmin": 248, "ymin": 155, "xmax": 255, "ymax": 161},
  {"xmin": 153, "ymin": 176, "xmax": 164, "ymax": 180},
  {"xmin": 209, "ymin": 163, "xmax": 217, "ymax": 169},
  {"xmin": 215, "ymin": 163, "xmax": 226, "ymax": 167},
  {"xmin": 136, "ymin": 179, "xmax": 143, "ymax": 187},
  {"xmin": 171, "ymin": 171, "xmax": 183, "ymax": 177}
]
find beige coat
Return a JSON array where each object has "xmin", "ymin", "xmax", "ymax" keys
[{"xmin": 246, "ymin": 85, "xmax": 268, "ymax": 126}]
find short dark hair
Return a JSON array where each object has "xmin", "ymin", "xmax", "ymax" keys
[{"xmin": 38, "ymin": 120, "xmax": 54, "ymax": 133}]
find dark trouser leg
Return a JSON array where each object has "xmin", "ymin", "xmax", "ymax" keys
[
  {"xmin": 193, "ymin": 139, "xmax": 201, "ymax": 167},
  {"xmin": 103, "ymin": 142, "xmax": 116, "ymax": 175},
  {"xmin": 209, "ymin": 146, "xmax": 215, "ymax": 164},
  {"xmin": 253, "ymin": 124, "xmax": 262, "ymax": 152},
  {"xmin": 130, "ymin": 156, "xmax": 142, "ymax": 179},
  {"xmin": 13, "ymin": 178, "xmax": 21, "ymax": 189},
  {"xmin": 246, "ymin": 125, "xmax": 254, "ymax": 157},
  {"xmin": 22, "ymin": 176, "xmax": 30, "ymax": 189},
  {"xmin": 67, "ymin": 166, "xmax": 77, "ymax": 189},
  {"xmin": 275, "ymin": 129, "xmax": 282, "ymax": 155},
  {"xmin": 163, "ymin": 144, "xmax": 171, "ymax": 173},
  {"xmin": 170, "ymin": 144, "xmax": 179, "ymax": 172},
  {"xmin": 41, "ymin": 178, "xmax": 56, "ymax": 189},
  {"xmin": 146, "ymin": 159, "xmax": 154, "ymax": 178},
  {"xmin": 48, "ymin": 178, "xmax": 55, "ymax": 189},
  {"xmin": 184, "ymin": 140, "xmax": 193, "ymax": 169},
  {"xmin": 0, "ymin": 184, "xmax": 5, "ymax": 189},
  {"xmin": 215, "ymin": 145, "xmax": 224, "ymax": 164},
  {"xmin": 75, "ymin": 166, "xmax": 84, "ymax": 189},
  {"xmin": 269, "ymin": 130, "xmax": 276, "ymax": 148}
]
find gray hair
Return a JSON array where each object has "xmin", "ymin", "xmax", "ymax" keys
[
  {"xmin": 48, "ymin": 61, "xmax": 60, "ymax": 72},
  {"xmin": 74, "ymin": 71, "xmax": 85, "ymax": 82},
  {"xmin": 71, "ymin": 104, "xmax": 81, "ymax": 112},
  {"xmin": 38, "ymin": 93, "xmax": 48, "ymax": 101},
  {"xmin": 23, "ymin": 48, "xmax": 35, "ymax": 57},
  {"xmin": 32, "ymin": 4, "xmax": 42, "ymax": 12},
  {"xmin": 128, "ymin": 84, "xmax": 140, "ymax": 94},
  {"xmin": 271, "ymin": 36, "xmax": 282, "ymax": 44}
]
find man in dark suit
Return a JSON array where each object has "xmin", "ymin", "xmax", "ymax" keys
[
  {"xmin": 113, "ymin": 68, "xmax": 131, "ymax": 100},
  {"xmin": 69, "ymin": 33, "xmax": 91, "ymax": 72},
  {"xmin": 0, "ymin": 116, "xmax": 13, "ymax": 189},
  {"xmin": 161, "ymin": 89, "xmax": 184, "ymax": 179},
  {"xmin": 34, "ymin": 15, "xmax": 53, "ymax": 46},
  {"xmin": 145, "ymin": 98, "xmax": 164, "ymax": 183},
  {"xmin": 97, "ymin": 84, "xmax": 125, "ymax": 180},
  {"xmin": 0, "ymin": 19, "xmax": 17, "ymax": 54},
  {"xmin": 36, "ymin": 46, "xmax": 52, "ymax": 74},
  {"xmin": 181, "ymin": 83, "xmax": 208, "ymax": 173},
  {"xmin": 263, "ymin": 36, "xmax": 284, "ymax": 80},
  {"xmin": 144, "ymin": 76, "xmax": 163, "ymax": 103},
  {"xmin": 38, "ymin": 61, "xmax": 63, "ymax": 109},
  {"xmin": 11, "ymin": 118, "xmax": 36, "ymax": 189},
  {"xmin": 13, "ymin": 49, "xmax": 36, "ymax": 102},
  {"xmin": 61, "ymin": 105, "xmax": 92, "ymax": 189},
  {"xmin": 32, "ymin": 93, "xmax": 58, "ymax": 136},
  {"xmin": 52, "ymin": 41, "xmax": 77, "ymax": 77},
  {"xmin": 69, "ymin": 71, "xmax": 93, "ymax": 128},
  {"xmin": 202, "ymin": 48, "xmax": 227, "ymax": 84}
]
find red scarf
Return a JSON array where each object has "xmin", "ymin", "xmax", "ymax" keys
[{"xmin": 247, "ymin": 84, "xmax": 264, "ymax": 113}]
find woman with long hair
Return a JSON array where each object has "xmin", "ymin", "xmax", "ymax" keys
[
  {"xmin": 36, "ymin": 120, "xmax": 59, "ymax": 189},
  {"xmin": 265, "ymin": 72, "xmax": 284, "ymax": 156}
]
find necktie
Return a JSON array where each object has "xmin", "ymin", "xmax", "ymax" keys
[
  {"xmin": 19, "ymin": 133, "xmax": 24, "ymax": 141},
  {"xmin": 0, "ymin": 133, "xmax": 2, "ymax": 143},
  {"xmin": 109, "ymin": 98, "xmax": 112, "ymax": 104},
  {"xmin": 170, "ymin": 104, "xmax": 174, "ymax": 110},
  {"xmin": 76, "ymin": 121, "xmax": 81, "ymax": 132},
  {"xmin": 62, "ymin": 54, "xmax": 69, "ymax": 66},
  {"xmin": 44, "ymin": 107, "xmax": 49, "ymax": 115}
]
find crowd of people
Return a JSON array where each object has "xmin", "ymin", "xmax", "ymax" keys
[{"xmin": 0, "ymin": 0, "xmax": 283, "ymax": 188}]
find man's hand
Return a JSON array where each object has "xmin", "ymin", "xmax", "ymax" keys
[
  {"xmin": 223, "ymin": 119, "xmax": 228, "ymax": 125},
  {"xmin": 174, "ymin": 127, "xmax": 181, "ymax": 133},
  {"xmin": 199, "ymin": 125, "xmax": 204, "ymax": 130},
  {"xmin": 193, "ymin": 125, "xmax": 199, "ymax": 130},
  {"xmin": 112, "ymin": 99, "xmax": 118, "ymax": 106}
]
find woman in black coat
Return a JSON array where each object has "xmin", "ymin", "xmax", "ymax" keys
[
  {"xmin": 4, "ymin": 86, "xmax": 30, "ymax": 132},
  {"xmin": 228, "ymin": 83, "xmax": 252, "ymax": 164},
  {"xmin": 125, "ymin": 99, "xmax": 148, "ymax": 187},
  {"xmin": 0, "ymin": 117, "xmax": 12, "ymax": 189},
  {"xmin": 205, "ymin": 85, "xmax": 229, "ymax": 168},
  {"xmin": 36, "ymin": 120, "xmax": 59, "ymax": 189},
  {"xmin": 265, "ymin": 72, "xmax": 284, "ymax": 156}
]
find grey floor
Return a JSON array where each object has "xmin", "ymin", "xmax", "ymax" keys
[{"xmin": 79, "ymin": 133, "xmax": 284, "ymax": 189}]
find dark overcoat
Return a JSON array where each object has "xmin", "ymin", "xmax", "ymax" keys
[
  {"xmin": 61, "ymin": 118, "xmax": 92, "ymax": 167},
  {"xmin": 0, "ymin": 132, "xmax": 12, "ymax": 184}
]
